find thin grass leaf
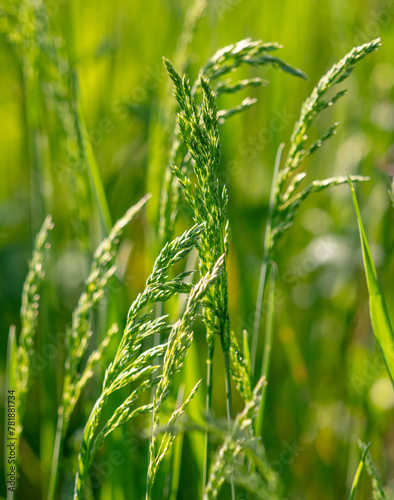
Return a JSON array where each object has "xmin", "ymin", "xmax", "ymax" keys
[
  {"xmin": 358, "ymin": 441, "xmax": 386, "ymax": 500},
  {"xmin": 349, "ymin": 442, "xmax": 370, "ymax": 500},
  {"xmin": 349, "ymin": 177, "xmax": 394, "ymax": 385},
  {"xmin": 72, "ymin": 72, "xmax": 112, "ymax": 234},
  {"xmin": 251, "ymin": 143, "xmax": 283, "ymax": 375}
]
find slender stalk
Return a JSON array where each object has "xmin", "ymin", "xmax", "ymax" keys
[
  {"xmin": 251, "ymin": 144, "xmax": 284, "ymax": 375},
  {"xmin": 167, "ymin": 385, "xmax": 186, "ymax": 500},
  {"xmin": 255, "ymin": 263, "xmax": 277, "ymax": 437},
  {"xmin": 146, "ymin": 411, "xmax": 155, "ymax": 500},
  {"xmin": 222, "ymin": 341, "xmax": 235, "ymax": 500},
  {"xmin": 203, "ymin": 341, "xmax": 214, "ymax": 492},
  {"xmin": 349, "ymin": 443, "xmax": 370, "ymax": 500},
  {"xmin": 251, "ymin": 260, "xmax": 268, "ymax": 376},
  {"xmin": 47, "ymin": 410, "xmax": 65, "ymax": 500},
  {"xmin": 74, "ymin": 396, "xmax": 104, "ymax": 500}
]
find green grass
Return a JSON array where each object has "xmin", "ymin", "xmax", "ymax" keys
[{"xmin": 1, "ymin": 1, "xmax": 394, "ymax": 500}]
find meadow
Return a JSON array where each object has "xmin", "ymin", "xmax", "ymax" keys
[{"xmin": 0, "ymin": 1, "xmax": 394, "ymax": 499}]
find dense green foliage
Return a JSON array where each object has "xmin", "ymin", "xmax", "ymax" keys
[{"xmin": 1, "ymin": 1, "xmax": 394, "ymax": 499}]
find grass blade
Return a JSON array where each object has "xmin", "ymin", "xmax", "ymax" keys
[
  {"xmin": 349, "ymin": 442, "xmax": 370, "ymax": 500},
  {"xmin": 349, "ymin": 177, "xmax": 394, "ymax": 385},
  {"xmin": 251, "ymin": 143, "xmax": 284, "ymax": 375},
  {"xmin": 72, "ymin": 72, "xmax": 112, "ymax": 236},
  {"xmin": 358, "ymin": 441, "xmax": 386, "ymax": 500}
]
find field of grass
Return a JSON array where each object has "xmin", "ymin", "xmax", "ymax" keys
[{"xmin": 1, "ymin": 1, "xmax": 394, "ymax": 499}]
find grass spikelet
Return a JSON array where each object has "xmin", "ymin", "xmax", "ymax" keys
[
  {"xmin": 16, "ymin": 215, "xmax": 53, "ymax": 432},
  {"xmin": 270, "ymin": 40, "xmax": 380, "ymax": 254},
  {"xmin": 73, "ymin": 222, "xmax": 209, "ymax": 499},
  {"xmin": 229, "ymin": 330, "xmax": 253, "ymax": 403},
  {"xmin": 277, "ymin": 39, "xmax": 381, "ymax": 198},
  {"xmin": 203, "ymin": 376, "xmax": 274, "ymax": 500},
  {"xmin": 147, "ymin": 256, "xmax": 225, "ymax": 497},
  {"xmin": 47, "ymin": 196, "xmax": 149, "ymax": 500},
  {"xmin": 159, "ymin": 36, "xmax": 306, "ymax": 248},
  {"xmin": 5, "ymin": 215, "xmax": 53, "ymax": 493},
  {"xmin": 165, "ymin": 59, "xmax": 234, "ymax": 486},
  {"xmin": 63, "ymin": 194, "xmax": 151, "ymax": 420},
  {"xmin": 201, "ymin": 38, "xmax": 307, "ymax": 82},
  {"xmin": 252, "ymin": 41, "xmax": 379, "ymax": 436}
]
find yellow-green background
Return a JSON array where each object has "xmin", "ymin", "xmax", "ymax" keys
[{"xmin": 1, "ymin": 0, "xmax": 394, "ymax": 499}]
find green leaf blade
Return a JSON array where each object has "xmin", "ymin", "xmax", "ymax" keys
[{"xmin": 349, "ymin": 177, "xmax": 394, "ymax": 385}]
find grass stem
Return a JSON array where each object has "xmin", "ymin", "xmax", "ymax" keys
[
  {"xmin": 47, "ymin": 410, "xmax": 65, "ymax": 500},
  {"xmin": 255, "ymin": 263, "xmax": 277, "ymax": 437},
  {"xmin": 251, "ymin": 144, "xmax": 284, "ymax": 376}
]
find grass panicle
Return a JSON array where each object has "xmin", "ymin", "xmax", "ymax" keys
[
  {"xmin": 147, "ymin": 255, "xmax": 225, "ymax": 498},
  {"xmin": 271, "ymin": 39, "xmax": 380, "ymax": 253},
  {"xmin": 277, "ymin": 38, "xmax": 381, "ymax": 197},
  {"xmin": 203, "ymin": 376, "xmax": 279, "ymax": 500},
  {"xmin": 159, "ymin": 37, "xmax": 306, "ymax": 248},
  {"xmin": 47, "ymin": 195, "xmax": 149, "ymax": 500},
  {"xmin": 4, "ymin": 215, "xmax": 53, "ymax": 494},
  {"xmin": 251, "ymin": 40, "xmax": 380, "ymax": 437},
  {"xmin": 2, "ymin": 0, "xmax": 111, "ymax": 241},
  {"xmin": 164, "ymin": 58, "xmax": 235, "ymax": 488},
  {"xmin": 74, "ymin": 222, "xmax": 213, "ymax": 499},
  {"xmin": 62, "ymin": 194, "xmax": 151, "ymax": 421},
  {"xmin": 16, "ymin": 215, "xmax": 53, "ymax": 433}
]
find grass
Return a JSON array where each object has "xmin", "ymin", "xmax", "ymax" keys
[{"xmin": 1, "ymin": 1, "xmax": 394, "ymax": 500}]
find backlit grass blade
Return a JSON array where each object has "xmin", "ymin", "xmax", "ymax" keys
[
  {"xmin": 358, "ymin": 441, "xmax": 386, "ymax": 500},
  {"xmin": 349, "ymin": 442, "xmax": 370, "ymax": 500},
  {"xmin": 72, "ymin": 72, "xmax": 112, "ymax": 236},
  {"xmin": 349, "ymin": 177, "xmax": 394, "ymax": 386}
]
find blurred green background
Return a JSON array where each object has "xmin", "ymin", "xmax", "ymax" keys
[{"xmin": 1, "ymin": 0, "xmax": 394, "ymax": 499}]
